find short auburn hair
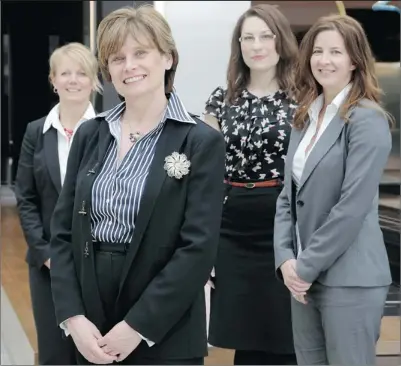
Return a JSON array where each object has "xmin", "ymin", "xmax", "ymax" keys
[{"xmin": 96, "ymin": 5, "xmax": 178, "ymax": 93}]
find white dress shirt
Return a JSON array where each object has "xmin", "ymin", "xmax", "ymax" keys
[
  {"xmin": 43, "ymin": 102, "xmax": 96, "ymax": 186},
  {"xmin": 292, "ymin": 83, "xmax": 351, "ymax": 256}
]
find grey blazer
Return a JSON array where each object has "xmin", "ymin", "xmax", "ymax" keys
[{"xmin": 274, "ymin": 100, "xmax": 392, "ymax": 287}]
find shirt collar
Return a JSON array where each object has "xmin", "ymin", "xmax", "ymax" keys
[
  {"xmin": 97, "ymin": 89, "xmax": 196, "ymax": 124},
  {"xmin": 43, "ymin": 102, "xmax": 96, "ymax": 134},
  {"xmin": 308, "ymin": 83, "xmax": 352, "ymax": 122}
]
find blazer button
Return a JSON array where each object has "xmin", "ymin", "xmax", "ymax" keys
[{"xmin": 297, "ymin": 200, "xmax": 304, "ymax": 207}]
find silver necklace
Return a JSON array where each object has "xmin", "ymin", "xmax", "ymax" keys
[
  {"xmin": 125, "ymin": 104, "xmax": 168, "ymax": 144},
  {"xmin": 129, "ymin": 131, "xmax": 143, "ymax": 144},
  {"xmin": 125, "ymin": 119, "xmax": 143, "ymax": 144}
]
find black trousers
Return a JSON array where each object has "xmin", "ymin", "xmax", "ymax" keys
[
  {"xmin": 29, "ymin": 265, "xmax": 77, "ymax": 365},
  {"xmin": 75, "ymin": 242, "xmax": 203, "ymax": 365},
  {"xmin": 234, "ymin": 350, "xmax": 297, "ymax": 365}
]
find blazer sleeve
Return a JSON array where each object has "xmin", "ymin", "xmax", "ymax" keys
[
  {"xmin": 124, "ymin": 129, "xmax": 226, "ymax": 343},
  {"xmin": 50, "ymin": 126, "xmax": 86, "ymax": 324},
  {"xmin": 296, "ymin": 108, "xmax": 392, "ymax": 283},
  {"xmin": 274, "ymin": 184, "xmax": 296, "ymax": 278},
  {"xmin": 15, "ymin": 122, "xmax": 49, "ymax": 269}
]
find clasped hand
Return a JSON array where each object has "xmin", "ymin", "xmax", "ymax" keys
[
  {"xmin": 280, "ymin": 259, "xmax": 311, "ymax": 304},
  {"xmin": 67, "ymin": 316, "xmax": 141, "ymax": 364},
  {"xmin": 97, "ymin": 320, "xmax": 142, "ymax": 362}
]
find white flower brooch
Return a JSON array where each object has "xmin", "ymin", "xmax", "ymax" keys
[{"xmin": 164, "ymin": 152, "xmax": 191, "ymax": 179}]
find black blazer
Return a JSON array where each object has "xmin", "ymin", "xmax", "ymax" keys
[
  {"xmin": 49, "ymin": 115, "xmax": 226, "ymax": 359},
  {"xmin": 15, "ymin": 117, "xmax": 63, "ymax": 268}
]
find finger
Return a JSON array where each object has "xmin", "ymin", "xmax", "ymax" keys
[
  {"xmin": 116, "ymin": 352, "xmax": 128, "ymax": 362},
  {"xmin": 91, "ymin": 344, "xmax": 117, "ymax": 364},
  {"xmin": 291, "ymin": 285, "xmax": 309, "ymax": 294},
  {"xmin": 100, "ymin": 345, "xmax": 119, "ymax": 356},
  {"xmin": 293, "ymin": 277, "xmax": 311, "ymax": 287},
  {"xmin": 97, "ymin": 337, "xmax": 107, "ymax": 347},
  {"xmin": 91, "ymin": 327, "xmax": 103, "ymax": 340},
  {"xmin": 107, "ymin": 350, "xmax": 120, "ymax": 357},
  {"xmin": 288, "ymin": 284, "xmax": 307, "ymax": 296},
  {"xmin": 298, "ymin": 296, "xmax": 308, "ymax": 304},
  {"xmin": 100, "ymin": 345, "xmax": 112, "ymax": 353},
  {"xmin": 288, "ymin": 272, "xmax": 308, "ymax": 284},
  {"xmin": 290, "ymin": 289, "xmax": 306, "ymax": 296},
  {"xmin": 290, "ymin": 281, "xmax": 310, "ymax": 291}
]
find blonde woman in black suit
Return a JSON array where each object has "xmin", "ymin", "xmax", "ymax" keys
[{"xmin": 15, "ymin": 42, "xmax": 102, "ymax": 365}]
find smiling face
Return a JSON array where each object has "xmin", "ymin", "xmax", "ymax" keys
[
  {"xmin": 51, "ymin": 55, "xmax": 93, "ymax": 103},
  {"xmin": 107, "ymin": 34, "xmax": 173, "ymax": 100},
  {"xmin": 240, "ymin": 16, "xmax": 279, "ymax": 72},
  {"xmin": 310, "ymin": 29, "xmax": 355, "ymax": 95}
]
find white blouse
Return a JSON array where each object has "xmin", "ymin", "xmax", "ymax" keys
[
  {"xmin": 292, "ymin": 84, "xmax": 351, "ymax": 255},
  {"xmin": 292, "ymin": 84, "xmax": 351, "ymax": 184},
  {"xmin": 42, "ymin": 103, "xmax": 96, "ymax": 185}
]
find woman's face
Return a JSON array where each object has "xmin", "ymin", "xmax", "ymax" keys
[
  {"xmin": 310, "ymin": 29, "xmax": 355, "ymax": 94},
  {"xmin": 107, "ymin": 34, "xmax": 172, "ymax": 100},
  {"xmin": 52, "ymin": 55, "xmax": 93, "ymax": 103},
  {"xmin": 240, "ymin": 16, "xmax": 279, "ymax": 73}
]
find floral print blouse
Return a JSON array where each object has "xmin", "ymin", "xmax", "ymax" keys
[{"xmin": 204, "ymin": 86, "xmax": 296, "ymax": 182}]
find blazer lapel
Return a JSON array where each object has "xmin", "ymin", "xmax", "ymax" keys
[
  {"xmin": 286, "ymin": 125, "xmax": 307, "ymax": 177},
  {"xmin": 118, "ymin": 119, "xmax": 193, "ymax": 295},
  {"xmin": 97, "ymin": 119, "xmax": 114, "ymax": 164},
  {"xmin": 298, "ymin": 114, "xmax": 345, "ymax": 192},
  {"xmin": 43, "ymin": 128, "xmax": 61, "ymax": 193},
  {"xmin": 80, "ymin": 119, "xmax": 113, "ymax": 328},
  {"xmin": 285, "ymin": 124, "xmax": 308, "ymax": 200}
]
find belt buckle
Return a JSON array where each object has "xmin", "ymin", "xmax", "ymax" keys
[{"xmin": 245, "ymin": 182, "xmax": 255, "ymax": 189}]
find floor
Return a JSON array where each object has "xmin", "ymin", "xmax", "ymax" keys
[{"xmin": 1, "ymin": 341, "xmax": 12, "ymax": 365}]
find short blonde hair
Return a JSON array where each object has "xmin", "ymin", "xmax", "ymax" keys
[
  {"xmin": 49, "ymin": 42, "xmax": 103, "ymax": 93},
  {"xmin": 97, "ymin": 5, "xmax": 178, "ymax": 93}
]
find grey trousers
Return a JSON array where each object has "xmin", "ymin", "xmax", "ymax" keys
[{"xmin": 291, "ymin": 283, "xmax": 389, "ymax": 365}]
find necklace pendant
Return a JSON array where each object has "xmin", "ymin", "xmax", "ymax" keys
[{"xmin": 129, "ymin": 132, "xmax": 142, "ymax": 143}]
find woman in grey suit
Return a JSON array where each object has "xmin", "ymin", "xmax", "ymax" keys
[{"xmin": 274, "ymin": 14, "xmax": 393, "ymax": 365}]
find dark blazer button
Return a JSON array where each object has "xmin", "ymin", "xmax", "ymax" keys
[{"xmin": 297, "ymin": 200, "xmax": 304, "ymax": 207}]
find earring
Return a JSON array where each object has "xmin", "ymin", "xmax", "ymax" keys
[{"xmin": 53, "ymin": 87, "xmax": 58, "ymax": 94}]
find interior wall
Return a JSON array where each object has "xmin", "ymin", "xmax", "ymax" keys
[{"xmin": 161, "ymin": 1, "xmax": 252, "ymax": 116}]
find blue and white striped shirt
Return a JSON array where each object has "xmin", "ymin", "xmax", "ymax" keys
[{"xmin": 90, "ymin": 91, "xmax": 196, "ymax": 243}]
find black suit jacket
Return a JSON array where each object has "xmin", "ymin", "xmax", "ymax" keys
[
  {"xmin": 49, "ymin": 115, "xmax": 226, "ymax": 359},
  {"xmin": 15, "ymin": 117, "xmax": 63, "ymax": 268}
]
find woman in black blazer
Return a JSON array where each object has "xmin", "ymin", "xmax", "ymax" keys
[
  {"xmin": 15, "ymin": 42, "xmax": 102, "ymax": 365},
  {"xmin": 49, "ymin": 5, "xmax": 225, "ymax": 366}
]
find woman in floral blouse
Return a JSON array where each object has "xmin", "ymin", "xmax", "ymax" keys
[{"xmin": 204, "ymin": 4, "xmax": 298, "ymax": 365}]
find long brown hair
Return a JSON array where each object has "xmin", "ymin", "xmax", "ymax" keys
[
  {"xmin": 293, "ymin": 14, "xmax": 389, "ymax": 129},
  {"xmin": 226, "ymin": 4, "xmax": 298, "ymax": 104}
]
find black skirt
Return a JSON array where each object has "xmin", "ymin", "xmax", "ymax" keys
[{"xmin": 208, "ymin": 184, "xmax": 295, "ymax": 354}]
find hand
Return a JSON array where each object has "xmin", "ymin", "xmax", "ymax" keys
[
  {"xmin": 67, "ymin": 315, "xmax": 116, "ymax": 364},
  {"xmin": 292, "ymin": 293, "xmax": 308, "ymax": 304},
  {"xmin": 44, "ymin": 259, "xmax": 51, "ymax": 269},
  {"xmin": 97, "ymin": 321, "xmax": 142, "ymax": 362},
  {"xmin": 280, "ymin": 259, "xmax": 311, "ymax": 295}
]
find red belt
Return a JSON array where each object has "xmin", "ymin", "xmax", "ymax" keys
[{"xmin": 224, "ymin": 179, "xmax": 281, "ymax": 189}]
